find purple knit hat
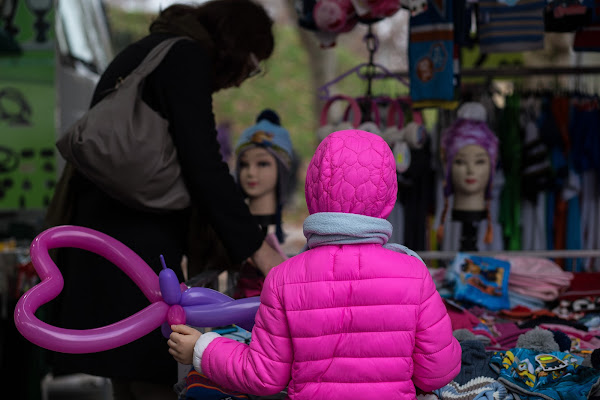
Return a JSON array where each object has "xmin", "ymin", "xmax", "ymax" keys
[{"xmin": 441, "ymin": 102, "xmax": 499, "ymax": 200}]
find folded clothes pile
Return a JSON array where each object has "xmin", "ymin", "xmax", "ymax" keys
[{"xmin": 494, "ymin": 255, "xmax": 574, "ymax": 303}]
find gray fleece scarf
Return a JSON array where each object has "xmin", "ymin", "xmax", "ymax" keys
[{"xmin": 302, "ymin": 212, "xmax": 424, "ymax": 264}]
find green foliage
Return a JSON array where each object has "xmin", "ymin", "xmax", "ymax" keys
[
  {"xmin": 105, "ymin": 7, "xmax": 153, "ymax": 54},
  {"xmin": 214, "ymin": 25, "xmax": 322, "ymax": 162},
  {"xmin": 461, "ymin": 46, "xmax": 524, "ymax": 85},
  {"xmin": 462, "ymin": 46, "xmax": 524, "ymax": 68}
]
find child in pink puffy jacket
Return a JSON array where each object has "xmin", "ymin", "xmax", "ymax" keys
[{"xmin": 168, "ymin": 129, "xmax": 462, "ymax": 399}]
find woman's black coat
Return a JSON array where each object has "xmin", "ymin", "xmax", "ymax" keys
[{"xmin": 50, "ymin": 33, "xmax": 264, "ymax": 384}]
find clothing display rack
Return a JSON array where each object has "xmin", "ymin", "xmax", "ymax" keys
[
  {"xmin": 390, "ymin": 65, "xmax": 600, "ymax": 79},
  {"xmin": 419, "ymin": 249, "xmax": 600, "ymax": 261},
  {"xmin": 460, "ymin": 65, "xmax": 600, "ymax": 78}
]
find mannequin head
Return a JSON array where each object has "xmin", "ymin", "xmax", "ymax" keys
[
  {"xmin": 238, "ymin": 146, "xmax": 279, "ymax": 213},
  {"xmin": 438, "ymin": 102, "xmax": 498, "ymax": 244},
  {"xmin": 450, "ymin": 144, "xmax": 491, "ymax": 211},
  {"xmin": 234, "ymin": 109, "xmax": 294, "ymax": 242},
  {"xmin": 441, "ymin": 103, "xmax": 498, "ymax": 204}
]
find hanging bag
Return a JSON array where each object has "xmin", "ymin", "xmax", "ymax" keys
[{"xmin": 56, "ymin": 37, "xmax": 191, "ymax": 211}]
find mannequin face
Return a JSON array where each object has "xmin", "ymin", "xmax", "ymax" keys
[
  {"xmin": 238, "ymin": 147, "xmax": 278, "ymax": 201},
  {"xmin": 451, "ymin": 144, "xmax": 491, "ymax": 199}
]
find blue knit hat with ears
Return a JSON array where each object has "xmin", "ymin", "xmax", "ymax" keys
[{"xmin": 234, "ymin": 109, "xmax": 294, "ymax": 170}]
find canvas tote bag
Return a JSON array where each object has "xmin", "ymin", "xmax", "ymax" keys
[{"xmin": 56, "ymin": 36, "xmax": 191, "ymax": 210}]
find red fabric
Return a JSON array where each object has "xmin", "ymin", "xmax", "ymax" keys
[
  {"xmin": 553, "ymin": 199, "xmax": 567, "ymax": 268},
  {"xmin": 444, "ymin": 299, "xmax": 481, "ymax": 330},
  {"xmin": 233, "ymin": 261, "xmax": 264, "ymax": 299},
  {"xmin": 498, "ymin": 305, "xmax": 556, "ymax": 321},
  {"xmin": 560, "ymin": 272, "xmax": 600, "ymax": 300},
  {"xmin": 551, "ymin": 96, "xmax": 571, "ymax": 152},
  {"xmin": 573, "ymin": 23, "xmax": 600, "ymax": 52}
]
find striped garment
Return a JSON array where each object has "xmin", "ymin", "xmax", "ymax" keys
[
  {"xmin": 434, "ymin": 377, "xmax": 510, "ymax": 400},
  {"xmin": 478, "ymin": 0, "xmax": 546, "ymax": 53},
  {"xmin": 408, "ymin": 0, "xmax": 459, "ymax": 107}
]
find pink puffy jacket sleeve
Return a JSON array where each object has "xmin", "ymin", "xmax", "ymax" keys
[
  {"xmin": 412, "ymin": 271, "xmax": 462, "ymax": 391},
  {"xmin": 202, "ymin": 270, "xmax": 292, "ymax": 395}
]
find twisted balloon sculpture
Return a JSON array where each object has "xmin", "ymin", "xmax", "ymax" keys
[{"xmin": 14, "ymin": 225, "xmax": 260, "ymax": 354}]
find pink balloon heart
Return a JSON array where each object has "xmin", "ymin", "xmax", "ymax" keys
[
  {"xmin": 14, "ymin": 225, "xmax": 260, "ymax": 354},
  {"xmin": 14, "ymin": 225, "xmax": 169, "ymax": 353}
]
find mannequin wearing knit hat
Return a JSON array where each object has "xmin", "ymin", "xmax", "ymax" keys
[
  {"xmin": 233, "ymin": 109, "xmax": 294, "ymax": 298},
  {"xmin": 437, "ymin": 102, "xmax": 499, "ymax": 251},
  {"xmin": 235, "ymin": 109, "xmax": 294, "ymax": 243}
]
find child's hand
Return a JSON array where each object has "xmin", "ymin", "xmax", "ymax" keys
[{"xmin": 167, "ymin": 324, "xmax": 202, "ymax": 365}]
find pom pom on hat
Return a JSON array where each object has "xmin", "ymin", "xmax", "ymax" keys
[
  {"xmin": 457, "ymin": 102, "xmax": 487, "ymax": 122},
  {"xmin": 453, "ymin": 329, "xmax": 477, "ymax": 342},
  {"xmin": 516, "ymin": 327, "xmax": 559, "ymax": 353},
  {"xmin": 550, "ymin": 329, "xmax": 572, "ymax": 352},
  {"xmin": 256, "ymin": 109, "xmax": 281, "ymax": 125},
  {"xmin": 583, "ymin": 348, "xmax": 600, "ymax": 369}
]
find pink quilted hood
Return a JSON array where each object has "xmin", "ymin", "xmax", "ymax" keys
[{"xmin": 305, "ymin": 129, "xmax": 398, "ymax": 219}]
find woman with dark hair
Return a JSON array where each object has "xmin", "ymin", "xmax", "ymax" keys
[{"xmin": 47, "ymin": 1, "xmax": 282, "ymax": 398}]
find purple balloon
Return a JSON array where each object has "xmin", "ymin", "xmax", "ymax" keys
[
  {"xmin": 159, "ymin": 265, "xmax": 182, "ymax": 306},
  {"xmin": 185, "ymin": 297, "xmax": 260, "ymax": 332},
  {"xmin": 14, "ymin": 225, "xmax": 260, "ymax": 354},
  {"xmin": 180, "ymin": 286, "xmax": 232, "ymax": 306}
]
